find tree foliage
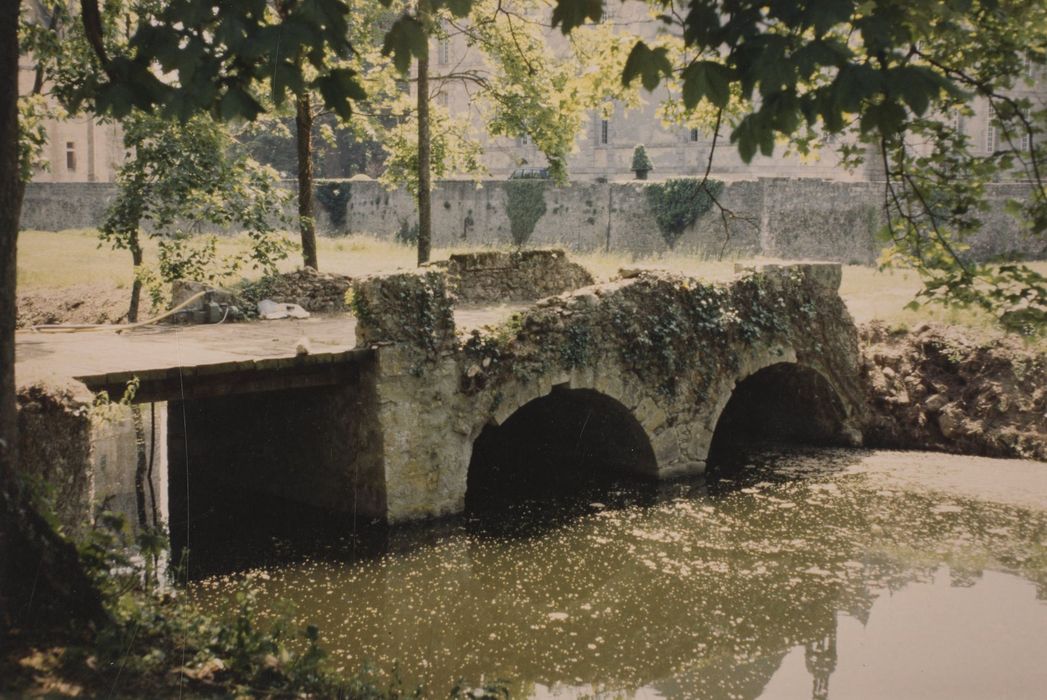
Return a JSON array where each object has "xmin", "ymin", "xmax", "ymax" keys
[
  {"xmin": 631, "ymin": 144, "xmax": 652, "ymax": 173},
  {"xmin": 13, "ymin": 0, "xmax": 1047, "ymax": 323},
  {"xmin": 646, "ymin": 178, "xmax": 724, "ymax": 247},
  {"xmin": 505, "ymin": 179, "xmax": 547, "ymax": 246},
  {"xmin": 101, "ymin": 112, "xmax": 292, "ymax": 315},
  {"xmin": 604, "ymin": 0, "xmax": 1047, "ymax": 331}
]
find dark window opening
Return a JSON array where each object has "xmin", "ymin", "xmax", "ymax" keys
[
  {"xmin": 600, "ymin": 119, "xmax": 609, "ymax": 145},
  {"xmin": 65, "ymin": 141, "xmax": 76, "ymax": 171}
]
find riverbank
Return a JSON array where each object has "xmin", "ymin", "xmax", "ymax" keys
[{"xmin": 860, "ymin": 322, "xmax": 1047, "ymax": 461}]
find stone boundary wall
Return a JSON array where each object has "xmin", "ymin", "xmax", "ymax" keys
[
  {"xmin": 20, "ymin": 178, "xmax": 1045, "ymax": 263},
  {"xmin": 431, "ymin": 249, "xmax": 596, "ymax": 304}
]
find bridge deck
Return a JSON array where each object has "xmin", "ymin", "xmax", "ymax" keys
[{"xmin": 16, "ymin": 306, "xmax": 524, "ymax": 401}]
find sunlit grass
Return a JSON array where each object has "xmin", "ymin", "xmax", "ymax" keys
[{"xmin": 17, "ymin": 228, "xmax": 1047, "ymax": 334}]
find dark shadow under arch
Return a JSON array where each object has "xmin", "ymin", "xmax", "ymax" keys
[
  {"xmin": 708, "ymin": 362, "xmax": 848, "ymax": 464},
  {"xmin": 466, "ymin": 388, "xmax": 657, "ymax": 510}
]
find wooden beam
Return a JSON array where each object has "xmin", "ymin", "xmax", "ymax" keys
[{"xmin": 77, "ymin": 349, "xmax": 373, "ymax": 403}]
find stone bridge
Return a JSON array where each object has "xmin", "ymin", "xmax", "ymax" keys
[
  {"xmin": 343, "ymin": 262, "xmax": 865, "ymax": 522},
  {"xmin": 22, "ymin": 258, "xmax": 866, "ymax": 532}
]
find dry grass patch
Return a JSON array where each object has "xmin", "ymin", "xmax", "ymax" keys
[{"xmin": 16, "ymin": 229, "xmax": 1046, "ymax": 336}]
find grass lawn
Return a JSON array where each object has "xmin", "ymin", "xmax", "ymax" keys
[{"xmin": 17, "ymin": 228, "xmax": 1047, "ymax": 332}]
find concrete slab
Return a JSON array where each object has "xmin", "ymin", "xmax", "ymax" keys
[{"xmin": 16, "ymin": 306, "xmax": 527, "ymax": 388}]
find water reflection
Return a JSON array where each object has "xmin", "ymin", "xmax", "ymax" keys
[
  {"xmin": 91, "ymin": 401, "xmax": 167, "ymax": 532},
  {"xmin": 189, "ymin": 448, "xmax": 1047, "ymax": 698}
]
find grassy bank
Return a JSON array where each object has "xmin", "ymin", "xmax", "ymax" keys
[{"xmin": 17, "ymin": 228, "xmax": 1047, "ymax": 332}]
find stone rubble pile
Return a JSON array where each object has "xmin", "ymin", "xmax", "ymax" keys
[
  {"xmin": 860, "ymin": 321, "xmax": 1047, "ymax": 460},
  {"xmin": 242, "ymin": 267, "xmax": 352, "ymax": 313},
  {"xmin": 433, "ymin": 249, "xmax": 595, "ymax": 304},
  {"xmin": 166, "ymin": 280, "xmax": 244, "ymax": 324}
]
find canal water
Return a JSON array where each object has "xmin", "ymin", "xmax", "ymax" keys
[{"xmin": 188, "ymin": 447, "xmax": 1047, "ymax": 699}]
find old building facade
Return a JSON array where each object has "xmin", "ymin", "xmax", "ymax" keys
[
  {"xmin": 428, "ymin": 1, "xmax": 1045, "ymax": 182},
  {"xmin": 18, "ymin": 55, "xmax": 125, "ymax": 184}
]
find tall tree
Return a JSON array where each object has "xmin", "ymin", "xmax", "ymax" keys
[
  {"xmin": 415, "ymin": 0, "xmax": 432, "ymax": 264},
  {"xmin": 375, "ymin": 0, "xmax": 634, "ymax": 263},
  {"xmin": 0, "ymin": 0, "xmax": 20, "ymax": 487},
  {"xmin": 272, "ymin": 0, "xmax": 323, "ymax": 270},
  {"xmin": 295, "ymin": 90, "xmax": 319, "ymax": 269},
  {"xmin": 2, "ymin": 0, "xmax": 110, "ymax": 635}
]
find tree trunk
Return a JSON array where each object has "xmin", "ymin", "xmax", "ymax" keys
[
  {"xmin": 0, "ymin": 0, "xmax": 107, "ymax": 636},
  {"xmin": 127, "ymin": 237, "xmax": 143, "ymax": 323},
  {"xmin": 416, "ymin": 0, "xmax": 432, "ymax": 266},
  {"xmin": 296, "ymin": 92, "xmax": 318, "ymax": 271},
  {"xmin": 0, "ymin": 0, "xmax": 19, "ymax": 490}
]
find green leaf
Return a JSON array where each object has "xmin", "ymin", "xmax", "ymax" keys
[
  {"xmin": 219, "ymin": 86, "xmax": 262, "ymax": 121},
  {"xmin": 832, "ymin": 64, "xmax": 881, "ymax": 112},
  {"xmin": 381, "ymin": 15, "xmax": 427, "ymax": 75},
  {"xmin": 315, "ymin": 68, "xmax": 366, "ymax": 120},
  {"xmin": 622, "ymin": 41, "xmax": 672, "ymax": 92},
  {"xmin": 682, "ymin": 60, "xmax": 732, "ymax": 109},
  {"xmin": 270, "ymin": 61, "xmax": 303, "ymax": 105},
  {"xmin": 732, "ymin": 116, "xmax": 759, "ymax": 163},
  {"xmin": 551, "ymin": 0, "xmax": 603, "ymax": 34},
  {"xmin": 859, "ymin": 100, "xmax": 908, "ymax": 135}
]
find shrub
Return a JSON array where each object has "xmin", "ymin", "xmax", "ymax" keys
[
  {"xmin": 315, "ymin": 181, "xmax": 352, "ymax": 229},
  {"xmin": 645, "ymin": 178, "xmax": 724, "ymax": 247},
  {"xmin": 505, "ymin": 179, "xmax": 547, "ymax": 246},
  {"xmin": 631, "ymin": 144, "xmax": 652, "ymax": 173}
]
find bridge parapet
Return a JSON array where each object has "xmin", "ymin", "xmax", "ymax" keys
[
  {"xmin": 352, "ymin": 262, "xmax": 866, "ymax": 523},
  {"xmin": 350, "ymin": 269, "xmax": 457, "ymax": 355}
]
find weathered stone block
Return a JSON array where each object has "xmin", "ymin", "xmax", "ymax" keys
[
  {"xmin": 443, "ymin": 249, "xmax": 595, "ymax": 304},
  {"xmin": 17, "ymin": 380, "xmax": 95, "ymax": 534},
  {"xmin": 352, "ymin": 271, "xmax": 456, "ymax": 351}
]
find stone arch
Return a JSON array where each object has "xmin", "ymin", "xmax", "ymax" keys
[
  {"xmin": 465, "ymin": 384, "xmax": 659, "ymax": 508},
  {"xmin": 705, "ymin": 358, "xmax": 855, "ymax": 462}
]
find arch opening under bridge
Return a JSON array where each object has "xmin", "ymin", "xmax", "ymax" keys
[
  {"xmin": 465, "ymin": 387, "xmax": 657, "ymax": 510},
  {"xmin": 707, "ymin": 362, "xmax": 851, "ymax": 464}
]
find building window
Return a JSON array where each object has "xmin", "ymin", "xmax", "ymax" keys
[
  {"xmin": 516, "ymin": 134, "xmax": 530, "ymax": 147},
  {"xmin": 1017, "ymin": 108, "xmax": 1032, "ymax": 151},
  {"xmin": 985, "ymin": 116, "xmax": 998, "ymax": 154},
  {"xmin": 600, "ymin": 119, "xmax": 609, "ymax": 145},
  {"xmin": 689, "ymin": 128, "xmax": 699, "ymax": 142},
  {"xmin": 65, "ymin": 141, "xmax": 76, "ymax": 172},
  {"xmin": 436, "ymin": 91, "xmax": 449, "ymax": 108},
  {"xmin": 950, "ymin": 109, "xmax": 965, "ymax": 135},
  {"xmin": 438, "ymin": 39, "xmax": 450, "ymax": 65}
]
